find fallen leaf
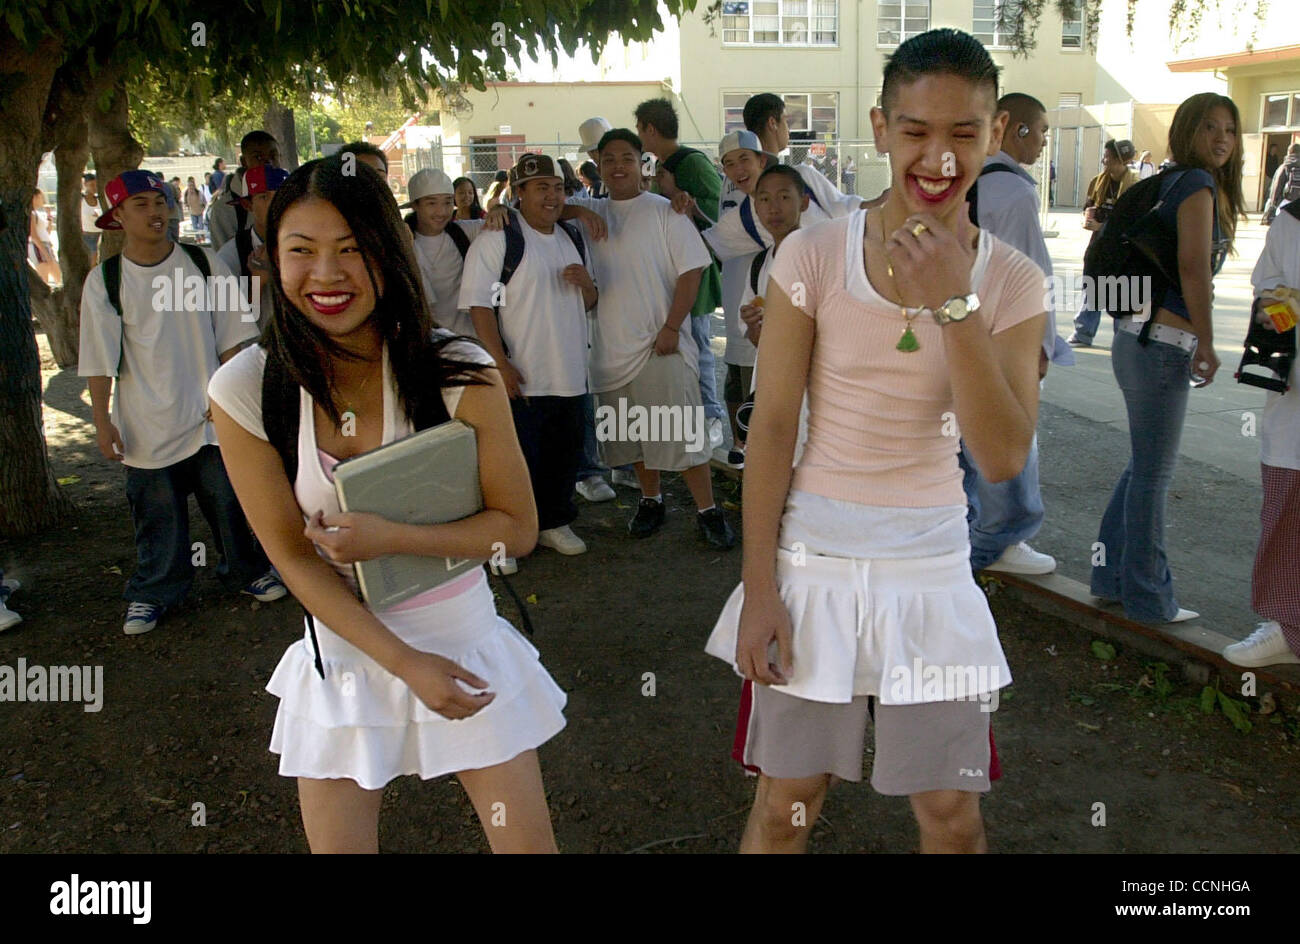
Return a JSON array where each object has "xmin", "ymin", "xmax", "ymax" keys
[
  {"xmin": 56, "ymin": 475, "xmax": 80, "ymax": 486},
  {"xmin": 722, "ymin": 500, "xmax": 740, "ymax": 511},
  {"xmin": 1091, "ymin": 640, "xmax": 1116, "ymax": 661},
  {"xmin": 1259, "ymin": 692, "xmax": 1277, "ymax": 716},
  {"xmin": 1075, "ymin": 721, "xmax": 1101, "ymax": 732},
  {"xmin": 525, "ymin": 593, "xmax": 538, "ymax": 604}
]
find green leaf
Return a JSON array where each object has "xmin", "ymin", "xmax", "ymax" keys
[
  {"xmin": 56, "ymin": 475, "xmax": 80, "ymax": 486},
  {"xmin": 1090, "ymin": 640, "xmax": 1115, "ymax": 661},
  {"xmin": 1199, "ymin": 685, "xmax": 1217, "ymax": 714},
  {"xmin": 1217, "ymin": 691, "xmax": 1253, "ymax": 733},
  {"xmin": 5, "ymin": 10, "xmax": 25, "ymax": 45}
]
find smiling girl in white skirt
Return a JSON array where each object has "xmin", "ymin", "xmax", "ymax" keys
[
  {"xmin": 208, "ymin": 154, "xmax": 565, "ymax": 853},
  {"xmin": 706, "ymin": 29, "xmax": 1047, "ymax": 854}
]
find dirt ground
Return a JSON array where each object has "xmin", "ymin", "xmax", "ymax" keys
[{"xmin": 2, "ymin": 342, "xmax": 1298, "ymax": 854}]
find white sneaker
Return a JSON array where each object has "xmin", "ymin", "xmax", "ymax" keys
[
  {"xmin": 537, "ymin": 525, "xmax": 587, "ymax": 556},
  {"xmin": 489, "ymin": 557, "xmax": 518, "ymax": 576},
  {"xmin": 1167, "ymin": 608, "xmax": 1200, "ymax": 623},
  {"xmin": 983, "ymin": 542, "xmax": 1057, "ymax": 576},
  {"xmin": 1223, "ymin": 620, "xmax": 1300, "ymax": 667},
  {"xmin": 575, "ymin": 475, "xmax": 616, "ymax": 502},
  {"xmin": 0, "ymin": 602, "xmax": 20, "ymax": 632},
  {"xmin": 707, "ymin": 417, "xmax": 725, "ymax": 450},
  {"xmin": 610, "ymin": 469, "xmax": 640, "ymax": 489}
]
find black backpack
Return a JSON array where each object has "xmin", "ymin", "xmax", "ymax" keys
[
  {"xmin": 404, "ymin": 213, "xmax": 471, "ymax": 259},
  {"xmin": 965, "ymin": 163, "xmax": 1021, "ymax": 226},
  {"xmin": 1284, "ymin": 164, "xmax": 1300, "ymax": 204},
  {"xmin": 1236, "ymin": 202, "xmax": 1298, "ymax": 394},
  {"xmin": 492, "ymin": 210, "xmax": 586, "ymax": 358},
  {"xmin": 259, "ymin": 342, "xmax": 534, "ymax": 678},
  {"xmin": 749, "ymin": 245, "xmax": 771, "ymax": 295},
  {"xmin": 1082, "ymin": 167, "xmax": 1190, "ymax": 343}
]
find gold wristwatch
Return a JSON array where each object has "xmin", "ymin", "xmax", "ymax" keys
[{"xmin": 933, "ymin": 293, "xmax": 980, "ymax": 326}]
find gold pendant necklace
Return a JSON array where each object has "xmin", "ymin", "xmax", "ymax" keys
[
  {"xmin": 870, "ymin": 211, "xmax": 921, "ymax": 353},
  {"xmin": 340, "ymin": 365, "xmax": 378, "ymax": 420}
]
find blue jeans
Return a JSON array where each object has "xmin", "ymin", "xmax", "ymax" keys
[
  {"xmin": 1072, "ymin": 308, "xmax": 1102, "ymax": 342},
  {"xmin": 123, "ymin": 445, "xmax": 269, "ymax": 607},
  {"xmin": 1090, "ymin": 330, "xmax": 1192, "ymax": 622},
  {"xmin": 959, "ymin": 435, "xmax": 1045, "ymax": 571},
  {"xmin": 575, "ymin": 393, "xmax": 606, "ymax": 480},
  {"xmin": 691, "ymin": 312, "xmax": 726, "ymax": 422}
]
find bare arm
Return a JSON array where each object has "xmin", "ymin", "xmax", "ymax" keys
[
  {"xmin": 653, "ymin": 267, "xmax": 704, "ymax": 356},
  {"xmin": 1175, "ymin": 187, "xmax": 1215, "ymax": 346},
  {"xmin": 469, "ymin": 306, "xmax": 525, "ymax": 399},
  {"xmin": 87, "ymin": 375, "xmax": 124, "ymax": 461}
]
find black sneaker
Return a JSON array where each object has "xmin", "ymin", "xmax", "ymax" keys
[
  {"xmin": 727, "ymin": 449, "xmax": 745, "ymax": 469},
  {"xmin": 697, "ymin": 507, "xmax": 737, "ymax": 549},
  {"xmin": 628, "ymin": 498, "xmax": 665, "ymax": 538}
]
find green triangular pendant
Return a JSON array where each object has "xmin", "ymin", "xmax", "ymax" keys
[{"xmin": 896, "ymin": 325, "xmax": 920, "ymax": 352}]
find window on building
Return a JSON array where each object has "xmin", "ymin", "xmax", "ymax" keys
[
  {"xmin": 722, "ymin": 91, "xmax": 839, "ymax": 135},
  {"xmin": 1061, "ymin": 1, "xmax": 1083, "ymax": 48},
  {"xmin": 972, "ymin": 0, "xmax": 1021, "ymax": 48},
  {"xmin": 877, "ymin": 0, "xmax": 930, "ymax": 46},
  {"xmin": 1263, "ymin": 93, "xmax": 1292, "ymax": 128},
  {"xmin": 721, "ymin": 0, "xmax": 838, "ymax": 46}
]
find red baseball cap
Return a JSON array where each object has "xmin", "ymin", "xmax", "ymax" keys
[{"xmin": 95, "ymin": 170, "xmax": 167, "ymax": 230}]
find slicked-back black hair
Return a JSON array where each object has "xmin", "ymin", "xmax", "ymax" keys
[
  {"xmin": 262, "ymin": 154, "xmax": 490, "ymax": 428},
  {"xmin": 634, "ymin": 98, "xmax": 680, "ymax": 140},
  {"xmin": 881, "ymin": 28, "xmax": 1000, "ymax": 113}
]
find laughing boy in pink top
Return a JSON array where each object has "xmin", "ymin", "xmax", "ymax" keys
[{"xmin": 706, "ymin": 28, "xmax": 1048, "ymax": 854}]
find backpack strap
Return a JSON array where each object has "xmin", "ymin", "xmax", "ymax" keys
[
  {"xmin": 445, "ymin": 221, "xmax": 471, "ymax": 259},
  {"xmin": 738, "ymin": 198, "xmax": 766, "ymax": 249},
  {"xmin": 806, "ymin": 188, "xmax": 824, "ymax": 212},
  {"xmin": 661, "ymin": 146, "xmax": 703, "ymax": 177},
  {"xmin": 966, "ymin": 163, "xmax": 1020, "ymax": 226},
  {"xmin": 494, "ymin": 212, "xmax": 527, "ymax": 358},
  {"xmin": 101, "ymin": 254, "xmax": 124, "ymax": 319},
  {"xmin": 1282, "ymin": 201, "xmax": 1300, "ymax": 223},
  {"xmin": 749, "ymin": 246, "xmax": 770, "ymax": 296},
  {"xmin": 177, "ymin": 241, "xmax": 212, "ymax": 279},
  {"xmin": 234, "ymin": 226, "xmax": 253, "ymax": 281},
  {"xmin": 556, "ymin": 219, "xmax": 586, "ymax": 264}
]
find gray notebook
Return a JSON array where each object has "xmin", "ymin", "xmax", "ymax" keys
[{"xmin": 332, "ymin": 419, "xmax": 483, "ymax": 610}]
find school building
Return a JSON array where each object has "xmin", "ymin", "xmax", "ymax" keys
[{"xmin": 425, "ymin": 0, "xmax": 1297, "ymax": 208}]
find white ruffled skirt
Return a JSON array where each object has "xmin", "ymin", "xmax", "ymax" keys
[
  {"xmin": 266, "ymin": 570, "xmax": 567, "ymax": 790},
  {"xmin": 705, "ymin": 545, "xmax": 1011, "ymax": 705}
]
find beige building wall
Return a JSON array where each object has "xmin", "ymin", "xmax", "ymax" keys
[
  {"xmin": 439, "ymin": 81, "xmax": 666, "ymax": 144},
  {"xmin": 677, "ymin": 0, "xmax": 1100, "ymax": 147}
]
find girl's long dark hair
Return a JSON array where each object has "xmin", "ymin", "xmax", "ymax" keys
[
  {"xmin": 1168, "ymin": 92, "xmax": 1245, "ymax": 252},
  {"xmin": 557, "ymin": 158, "xmax": 584, "ymax": 197},
  {"xmin": 262, "ymin": 154, "xmax": 491, "ymax": 428},
  {"xmin": 452, "ymin": 175, "xmax": 485, "ymax": 219}
]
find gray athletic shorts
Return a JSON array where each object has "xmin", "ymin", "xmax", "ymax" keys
[
  {"xmin": 737, "ymin": 681, "xmax": 993, "ymax": 795},
  {"xmin": 596, "ymin": 352, "xmax": 709, "ymax": 472}
]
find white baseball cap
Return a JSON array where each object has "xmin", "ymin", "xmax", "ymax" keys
[
  {"xmin": 719, "ymin": 130, "xmax": 763, "ymax": 161},
  {"xmin": 400, "ymin": 168, "xmax": 454, "ymax": 208},
  {"xmin": 579, "ymin": 117, "xmax": 613, "ymax": 153}
]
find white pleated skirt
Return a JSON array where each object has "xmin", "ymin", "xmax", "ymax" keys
[{"xmin": 266, "ymin": 570, "xmax": 567, "ymax": 790}]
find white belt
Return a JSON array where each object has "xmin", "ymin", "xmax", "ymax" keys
[{"xmin": 1116, "ymin": 317, "xmax": 1198, "ymax": 353}]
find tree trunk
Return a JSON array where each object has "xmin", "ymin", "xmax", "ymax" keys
[
  {"xmin": 37, "ymin": 60, "xmax": 96, "ymax": 369},
  {"xmin": 0, "ymin": 33, "xmax": 75, "ymax": 535},
  {"xmin": 264, "ymin": 100, "xmax": 299, "ymax": 170},
  {"xmin": 87, "ymin": 68, "xmax": 144, "ymax": 264}
]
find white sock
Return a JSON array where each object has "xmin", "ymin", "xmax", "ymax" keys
[
  {"xmin": 643, "ymin": 493, "xmax": 663, "ymax": 503},
  {"xmin": 697, "ymin": 504, "xmax": 715, "ymax": 514}
]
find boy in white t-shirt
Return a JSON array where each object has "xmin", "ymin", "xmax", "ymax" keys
[
  {"xmin": 80, "ymin": 173, "xmax": 101, "ymax": 264},
  {"xmin": 403, "ymin": 168, "xmax": 485, "ymax": 338},
  {"xmin": 217, "ymin": 164, "xmax": 289, "ymax": 331},
  {"xmin": 79, "ymin": 171, "xmax": 286, "ymax": 636},
  {"xmin": 563, "ymin": 129, "xmax": 736, "ymax": 549},
  {"xmin": 461, "ymin": 154, "xmax": 597, "ymax": 560}
]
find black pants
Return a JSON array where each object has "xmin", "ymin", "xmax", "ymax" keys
[
  {"xmin": 123, "ymin": 445, "xmax": 269, "ymax": 606},
  {"xmin": 510, "ymin": 395, "xmax": 583, "ymax": 531}
]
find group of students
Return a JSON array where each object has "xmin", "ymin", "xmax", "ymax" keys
[{"xmin": 13, "ymin": 23, "xmax": 1294, "ymax": 853}]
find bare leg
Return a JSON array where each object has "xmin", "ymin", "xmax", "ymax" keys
[
  {"xmin": 297, "ymin": 777, "xmax": 383, "ymax": 854},
  {"xmin": 456, "ymin": 749, "xmax": 558, "ymax": 854},
  {"xmin": 909, "ymin": 790, "xmax": 987, "ymax": 853},
  {"xmin": 681, "ymin": 461, "xmax": 716, "ymax": 510},
  {"xmin": 634, "ymin": 461, "xmax": 660, "ymax": 497},
  {"xmin": 739, "ymin": 773, "xmax": 833, "ymax": 854}
]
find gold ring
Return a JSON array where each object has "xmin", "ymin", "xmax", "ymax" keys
[{"xmin": 911, "ymin": 222, "xmax": 928, "ymax": 237}]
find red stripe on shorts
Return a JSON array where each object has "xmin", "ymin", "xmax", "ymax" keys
[{"xmin": 731, "ymin": 679, "xmax": 763, "ymax": 774}]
